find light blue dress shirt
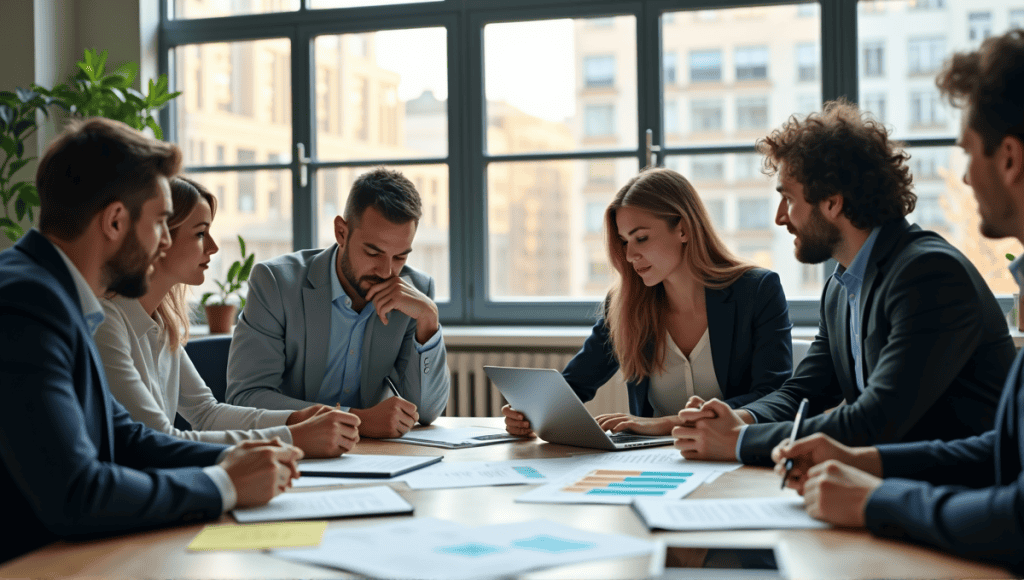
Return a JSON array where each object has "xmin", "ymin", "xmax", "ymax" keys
[
  {"xmin": 831, "ymin": 226, "xmax": 881, "ymax": 394},
  {"xmin": 316, "ymin": 246, "xmax": 444, "ymax": 409},
  {"xmin": 734, "ymin": 227, "xmax": 881, "ymax": 461}
]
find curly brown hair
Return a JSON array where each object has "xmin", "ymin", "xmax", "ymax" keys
[
  {"xmin": 936, "ymin": 29, "xmax": 1024, "ymax": 155},
  {"xmin": 756, "ymin": 99, "xmax": 916, "ymax": 230}
]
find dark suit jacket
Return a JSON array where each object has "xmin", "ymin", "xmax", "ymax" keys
[
  {"xmin": 864, "ymin": 345, "xmax": 1024, "ymax": 574},
  {"xmin": 0, "ymin": 230, "xmax": 227, "ymax": 563},
  {"xmin": 562, "ymin": 268, "xmax": 793, "ymax": 416},
  {"xmin": 739, "ymin": 219, "xmax": 1016, "ymax": 465}
]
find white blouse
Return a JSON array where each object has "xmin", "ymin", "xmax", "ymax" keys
[
  {"xmin": 95, "ymin": 296, "xmax": 294, "ymax": 444},
  {"xmin": 647, "ymin": 328, "xmax": 722, "ymax": 417}
]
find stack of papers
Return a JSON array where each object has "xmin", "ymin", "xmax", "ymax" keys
[
  {"xmin": 273, "ymin": 517, "xmax": 654, "ymax": 579},
  {"xmin": 233, "ymin": 486, "xmax": 413, "ymax": 523},
  {"xmin": 633, "ymin": 497, "xmax": 829, "ymax": 530},
  {"xmin": 383, "ymin": 426, "xmax": 521, "ymax": 449},
  {"xmin": 298, "ymin": 454, "xmax": 441, "ymax": 478}
]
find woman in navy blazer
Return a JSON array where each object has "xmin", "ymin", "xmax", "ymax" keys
[{"xmin": 504, "ymin": 167, "xmax": 792, "ymax": 436}]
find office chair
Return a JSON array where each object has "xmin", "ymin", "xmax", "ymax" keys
[
  {"xmin": 175, "ymin": 334, "xmax": 233, "ymax": 431},
  {"xmin": 791, "ymin": 338, "xmax": 814, "ymax": 370}
]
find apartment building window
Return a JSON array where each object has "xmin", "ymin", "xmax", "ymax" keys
[
  {"xmin": 909, "ymin": 150, "xmax": 942, "ymax": 180},
  {"xmin": 969, "ymin": 12, "xmax": 992, "ymax": 42},
  {"xmin": 910, "ymin": 90, "xmax": 945, "ymax": 127},
  {"xmin": 691, "ymin": 155, "xmax": 725, "ymax": 181},
  {"xmin": 738, "ymin": 198, "xmax": 770, "ymax": 230},
  {"xmin": 216, "ymin": 144, "xmax": 225, "ymax": 164},
  {"xmin": 737, "ymin": 96, "xmax": 769, "ymax": 130},
  {"xmin": 583, "ymin": 55, "xmax": 615, "ymax": 88},
  {"xmin": 734, "ymin": 153, "xmax": 760, "ymax": 181},
  {"xmin": 862, "ymin": 41, "xmax": 885, "ymax": 77},
  {"xmin": 862, "ymin": 92, "xmax": 887, "ymax": 124},
  {"xmin": 915, "ymin": 195, "xmax": 946, "ymax": 227},
  {"xmin": 585, "ymin": 202, "xmax": 605, "ymax": 233},
  {"xmin": 703, "ymin": 198, "xmax": 726, "ymax": 229},
  {"xmin": 689, "ymin": 50, "xmax": 722, "ymax": 82},
  {"xmin": 908, "ymin": 37, "xmax": 946, "ymax": 74},
  {"xmin": 735, "ymin": 46, "xmax": 769, "ymax": 81},
  {"xmin": 796, "ymin": 43, "xmax": 817, "ymax": 82},
  {"xmin": 584, "ymin": 104, "xmax": 615, "ymax": 136},
  {"xmin": 663, "ymin": 52, "xmax": 677, "ymax": 85},
  {"xmin": 237, "ymin": 149, "xmax": 257, "ymax": 213},
  {"xmin": 690, "ymin": 99, "xmax": 723, "ymax": 132},
  {"xmin": 664, "ymin": 100, "xmax": 679, "ymax": 134},
  {"xmin": 1012, "ymin": 9, "xmax": 1024, "ymax": 29}
]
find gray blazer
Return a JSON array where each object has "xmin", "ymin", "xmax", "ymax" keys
[{"xmin": 225, "ymin": 245, "xmax": 449, "ymax": 424}]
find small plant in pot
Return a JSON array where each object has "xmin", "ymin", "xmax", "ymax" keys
[{"xmin": 201, "ymin": 235, "xmax": 255, "ymax": 334}]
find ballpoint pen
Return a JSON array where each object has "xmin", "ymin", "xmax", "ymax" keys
[
  {"xmin": 384, "ymin": 375, "xmax": 401, "ymax": 398},
  {"xmin": 781, "ymin": 398, "xmax": 810, "ymax": 489}
]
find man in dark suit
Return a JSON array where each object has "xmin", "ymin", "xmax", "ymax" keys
[
  {"xmin": 770, "ymin": 30, "xmax": 1024, "ymax": 573},
  {"xmin": 673, "ymin": 99, "xmax": 1017, "ymax": 465},
  {"xmin": 0, "ymin": 117, "xmax": 302, "ymax": 563}
]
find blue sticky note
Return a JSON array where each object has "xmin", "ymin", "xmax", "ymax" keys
[
  {"xmin": 512, "ymin": 535, "xmax": 595, "ymax": 553},
  {"xmin": 435, "ymin": 542, "xmax": 505, "ymax": 557}
]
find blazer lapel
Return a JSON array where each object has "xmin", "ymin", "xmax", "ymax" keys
[
  {"xmin": 706, "ymin": 286, "xmax": 734, "ymax": 394},
  {"xmin": 855, "ymin": 219, "xmax": 908, "ymax": 386},
  {"xmin": 303, "ymin": 246, "xmax": 336, "ymax": 402}
]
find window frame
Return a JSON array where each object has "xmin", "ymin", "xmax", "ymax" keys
[{"xmin": 162, "ymin": 0, "xmax": 961, "ymax": 328}]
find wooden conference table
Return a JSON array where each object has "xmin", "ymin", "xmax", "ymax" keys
[{"xmin": 0, "ymin": 417, "xmax": 1012, "ymax": 579}]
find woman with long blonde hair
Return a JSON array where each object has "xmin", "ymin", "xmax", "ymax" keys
[
  {"xmin": 94, "ymin": 176, "xmax": 360, "ymax": 457},
  {"xmin": 504, "ymin": 167, "xmax": 793, "ymax": 436}
]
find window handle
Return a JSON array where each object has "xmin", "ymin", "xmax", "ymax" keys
[
  {"xmin": 296, "ymin": 142, "xmax": 311, "ymax": 187},
  {"xmin": 645, "ymin": 129, "xmax": 662, "ymax": 168}
]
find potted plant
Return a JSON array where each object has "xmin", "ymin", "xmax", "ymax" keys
[
  {"xmin": 201, "ymin": 235, "xmax": 255, "ymax": 334},
  {"xmin": 0, "ymin": 48, "xmax": 179, "ymax": 242}
]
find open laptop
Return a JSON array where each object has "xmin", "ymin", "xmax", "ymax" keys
[{"xmin": 484, "ymin": 366, "xmax": 676, "ymax": 451}]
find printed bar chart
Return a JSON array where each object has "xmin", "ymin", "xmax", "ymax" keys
[{"xmin": 561, "ymin": 470, "xmax": 695, "ymax": 496}]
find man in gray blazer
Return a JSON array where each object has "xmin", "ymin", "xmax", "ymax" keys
[{"xmin": 227, "ymin": 168, "xmax": 449, "ymax": 438}]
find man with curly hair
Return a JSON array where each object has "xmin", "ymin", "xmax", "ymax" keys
[
  {"xmin": 764, "ymin": 30, "xmax": 1024, "ymax": 573},
  {"xmin": 673, "ymin": 98, "xmax": 1016, "ymax": 468}
]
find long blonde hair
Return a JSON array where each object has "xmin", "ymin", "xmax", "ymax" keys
[
  {"xmin": 156, "ymin": 176, "xmax": 218, "ymax": 350},
  {"xmin": 605, "ymin": 167, "xmax": 755, "ymax": 382}
]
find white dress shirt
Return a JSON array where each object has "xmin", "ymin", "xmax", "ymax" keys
[
  {"xmin": 95, "ymin": 296, "xmax": 295, "ymax": 445},
  {"xmin": 648, "ymin": 329, "xmax": 722, "ymax": 417}
]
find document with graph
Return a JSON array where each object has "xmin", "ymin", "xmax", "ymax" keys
[
  {"xmin": 514, "ymin": 464, "xmax": 714, "ymax": 505},
  {"xmin": 633, "ymin": 497, "xmax": 829, "ymax": 530}
]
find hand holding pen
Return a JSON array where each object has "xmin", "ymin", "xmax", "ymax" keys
[{"xmin": 780, "ymin": 398, "xmax": 810, "ymax": 489}]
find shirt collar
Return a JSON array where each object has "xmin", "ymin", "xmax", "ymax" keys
[
  {"xmin": 49, "ymin": 240, "xmax": 105, "ymax": 335},
  {"xmin": 834, "ymin": 226, "xmax": 882, "ymax": 285},
  {"xmin": 1010, "ymin": 253, "xmax": 1024, "ymax": 291},
  {"xmin": 108, "ymin": 294, "xmax": 160, "ymax": 337}
]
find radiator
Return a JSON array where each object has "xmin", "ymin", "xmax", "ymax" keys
[{"xmin": 444, "ymin": 348, "xmax": 628, "ymax": 418}]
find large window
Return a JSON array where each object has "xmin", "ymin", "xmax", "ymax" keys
[{"xmin": 162, "ymin": 0, "xmax": 1017, "ymax": 326}]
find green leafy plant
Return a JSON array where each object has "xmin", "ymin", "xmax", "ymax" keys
[
  {"xmin": 201, "ymin": 235, "xmax": 255, "ymax": 309},
  {"xmin": 1008, "ymin": 253, "xmax": 1016, "ymax": 261},
  {"xmin": 0, "ymin": 48, "xmax": 180, "ymax": 242}
]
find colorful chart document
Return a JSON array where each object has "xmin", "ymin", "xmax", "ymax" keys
[
  {"xmin": 633, "ymin": 497, "xmax": 830, "ymax": 530},
  {"xmin": 515, "ymin": 464, "xmax": 713, "ymax": 505},
  {"xmin": 272, "ymin": 517, "xmax": 654, "ymax": 580},
  {"xmin": 187, "ymin": 521, "xmax": 328, "ymax": 551},
  {"xmin": 233, "ymin": 486, "xmax": 413, "ymax": 523}
]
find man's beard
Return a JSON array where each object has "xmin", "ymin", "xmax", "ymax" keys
[
  {"xmin": 340, "ymin": 244, "xmax": 386, "ymax": 299},
  {"xmin": 105, "ymin": 227, "xmax": 155, "ymax": 298},
  {"xmin": 793, "ymin": 205, "xmax": 842, "ymax": 264}
]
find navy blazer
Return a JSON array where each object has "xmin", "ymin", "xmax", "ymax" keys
[
  {"xmin": 562, "ymin": 268, "xmax": 793, "ymax": 416},
  {"xmin": 863, "ymin": 345, "xmax": 1024, "ymax": 574},
  {"xmin": 0, "ymin": 230, "xmax": 227, "ymax": 563},
  {"xmin": 739, "ymin": 219, "xmax": 1016, "ymax": 465}
]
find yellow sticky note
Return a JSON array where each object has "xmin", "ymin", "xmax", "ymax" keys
[{"xmin": 188, "ymin": 521, "xmax": 328, "ymax": 551}]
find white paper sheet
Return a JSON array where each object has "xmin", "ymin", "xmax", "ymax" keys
[
  {"xmin": 273, "ymin": 517, "xmax": 654, "ymax": 580},
  {"xmin": 402, "ymin": 461, "xmax": 544, "ymax": 490},
  {"xmin": 383, "ymin": 426, "xmax": 521, "ymax": 448},
  {"xmin": 633, "ymin": 496, "xmax": 830, "ymax": 530},
  {"xmin": 516, "ymin": 463, "xmax": 713, "ymax": 505},
  {"xmin": 232, "ymin": 486, "xmax": 413, "ymax": 523}
]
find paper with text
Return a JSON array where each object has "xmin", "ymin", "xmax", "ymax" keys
[
  {"xmin": 633, "ymin": 497, "xmax": 830, "ymax": 530},
  {"xmin": 233, "ymin": 486, "xmax": 413, "ymax": 523}
]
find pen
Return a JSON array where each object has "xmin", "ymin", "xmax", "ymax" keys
[
  {"xmin": 384, "ymin": 376, "xmax": 401, "ymax": 399},
  {"xmin": 781, "ymin": 398, "xmax": 810, "ymax": 489}
]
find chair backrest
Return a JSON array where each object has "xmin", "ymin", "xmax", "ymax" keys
[{"xmin": 792, "ymin": 338, "xmax": 814, "ymax": 370}]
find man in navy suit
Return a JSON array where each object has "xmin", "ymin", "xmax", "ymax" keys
[
  {"xmin": 673, "ymin": 98, "xmax": 1016, "ymax": 465},
  {"xmin": 770, "ymin": 30, "xmax": 1024, "ymax": 573},
  {"xmin": 0, "ymin": 117, "xmax": 303, "ymax": 563}
]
